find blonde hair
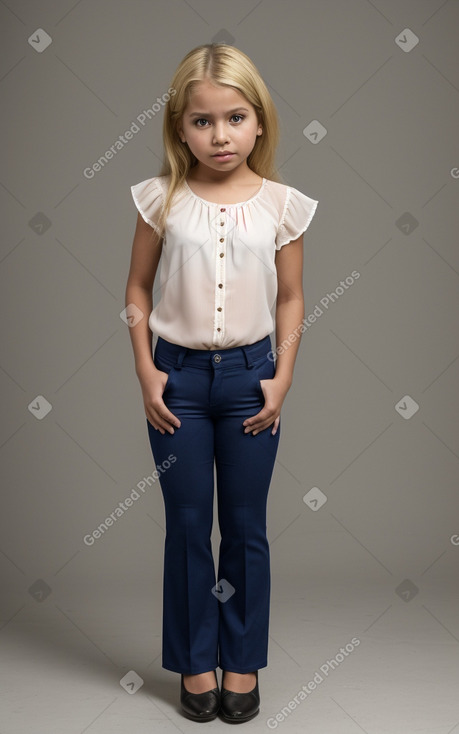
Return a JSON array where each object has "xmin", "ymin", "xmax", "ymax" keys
[{"xmin": 155, "ymin": 43, "xmax": 282, "ymax": 239}]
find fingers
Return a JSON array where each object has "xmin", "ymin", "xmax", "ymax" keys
[
  {"xmin": 243, "ymin": 406, "xmax": 279, "ymax": 436},
  {"xmin": 147, "ymin": 400, "xmax": 181, "ymax": 435}
]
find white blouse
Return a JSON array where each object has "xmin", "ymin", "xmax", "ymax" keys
[{"xmin": 130, "ymin": 175, "xmax": 318, "ymax": 350}]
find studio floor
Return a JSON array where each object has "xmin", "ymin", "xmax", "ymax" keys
[{"xmin": 0, "ymin": 576, "xmax": 457, "ymax": 733}]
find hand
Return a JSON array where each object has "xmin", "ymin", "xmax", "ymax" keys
[
  {"xmin": 242, "ymin": 376, "xmax": 291, "ymax": 436},
  {"xmin": 137, "ymin": 366, "xmax": 181, "ymax": 435}
]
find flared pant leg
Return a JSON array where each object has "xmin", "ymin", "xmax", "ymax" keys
[
  {"xmin": 147, "ymin": 409, "xmax": 218, "ymax": 675},
  {"xmin": 214, "ymin": 410, "xmax": 279, "ymax": 673},
  {"xmin": 146, "ymin": 335, "xmax": 280, "ymax": 674}
]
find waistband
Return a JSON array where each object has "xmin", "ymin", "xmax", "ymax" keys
[{"xmin": 154, "ymin": 335, "xmax": 273, "ymax": 370}]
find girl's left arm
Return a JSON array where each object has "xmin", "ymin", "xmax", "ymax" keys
[{"xmin": 243, "ymin": 235, "xmax": 304, "ymax": 436}]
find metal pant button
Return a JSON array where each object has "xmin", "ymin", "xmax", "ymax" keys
[{"xmin": 213, "ymin": 354, "xmax": 222, "ymax": 363}]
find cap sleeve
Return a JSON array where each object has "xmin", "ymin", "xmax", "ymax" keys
[
  {"xmin": 130, "ymin": 177, "xmax": 164, "ymax": 234},
  {"xmin": 275, "ymin": 187, "xmax": 319, "ymax": 250}
]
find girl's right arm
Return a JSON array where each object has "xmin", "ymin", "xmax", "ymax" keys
[{"xmin": 125, "ymin": 213, "xmax": 181, "ymax": 435}]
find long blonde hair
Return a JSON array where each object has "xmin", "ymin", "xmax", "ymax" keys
[{"xmin": 155, "ymin": 43, "xmax": 282, "ymax": 239}]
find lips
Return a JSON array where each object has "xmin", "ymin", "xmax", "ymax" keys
[{"xmin": 213, "ymin": 152, "xmax": 234, "ymax": 156}]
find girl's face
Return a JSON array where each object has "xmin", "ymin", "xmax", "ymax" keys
[{"xmin": 177, "ymin": 79, "xmax": 262, "ymax": 176}]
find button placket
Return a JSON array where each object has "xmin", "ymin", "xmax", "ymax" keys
[{"xmin": 213, "ymin": 205, "xmax": 227, "ymax": 344}]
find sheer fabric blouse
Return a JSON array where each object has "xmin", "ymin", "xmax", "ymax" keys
[{"xmin": 130, "ymin": 175, "xmax": 318, "ymax": 350}]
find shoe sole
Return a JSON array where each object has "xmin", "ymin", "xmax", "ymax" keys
[
  {"xmin": 219, "ymin": 708, "xmax": 260, "ymax": 723},
  {"xmin": 181, "ymin": 708, "xmax": 220, "ymax": 722}
]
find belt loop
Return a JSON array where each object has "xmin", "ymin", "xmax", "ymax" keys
[
  {"xmin": 240, "ymin": 344, "xmax": 254, "ymax": 369},
  {"xmin": 175, "ymin": 346, "xmax": 188, "ymax": 369}
]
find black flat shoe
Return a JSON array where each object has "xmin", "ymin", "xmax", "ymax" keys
[
  {"xmin": 220, "ymin": 670, "xmax": 260, "ymax": 723},
  {"xmin": 180, "ymin": 671, "xmax": 220, "ymax": 722}
]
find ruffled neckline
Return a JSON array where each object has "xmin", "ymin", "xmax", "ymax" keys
[{"xmin": 183, "ymin": 178, "xmax": 267, "ymax": 207}]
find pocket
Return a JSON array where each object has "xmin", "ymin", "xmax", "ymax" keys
[
  {"xmin": 251, "ymin": 355, "xmax": 276, "ymax": 396},
  {"xmin": 253, "ymin": 369, "xmax": 264, "ymax": 399},
  {"xmin": 163, "ymin": 366, "xmax": 176, "ymax": 393},
  {"xmin": 154, "ymin": 357, "xmax": 176, "ymax": 393}
]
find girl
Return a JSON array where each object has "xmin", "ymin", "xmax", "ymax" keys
[{"xmin": 125, "ymin": 43, "xmax": 318, "ymax": 723}]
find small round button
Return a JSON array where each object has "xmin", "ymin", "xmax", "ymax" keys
[
  {"xmin": 218, "ymin": 283, "xmax": 223, "ymax": 288},
  {"xmin": 220, "ymin": 208, "xmax": 226, "ymax": 212},
  {"xmin": 214, "ymin": 354, "xmax": 222, "ymax": 363}
]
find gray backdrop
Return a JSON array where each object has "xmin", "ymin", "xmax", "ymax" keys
[{"xmin": 1, "ymin": 1, "xmax": 458, "ymax": 732}]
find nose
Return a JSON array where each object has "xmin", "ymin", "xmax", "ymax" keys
[{"xmin": 213, "ymin": 122, "xmax": 229, "ymax": 145}]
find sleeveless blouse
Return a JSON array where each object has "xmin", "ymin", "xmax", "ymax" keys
[{"xmin": 130, "ymin": 175, "xmax": 318, "ymax": 350}]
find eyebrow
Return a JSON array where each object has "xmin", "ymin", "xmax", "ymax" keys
[{"xmin": 188, "ymin": 107, "xmax": 250, "ymax": 117}]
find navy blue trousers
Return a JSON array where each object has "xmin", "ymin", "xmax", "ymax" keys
[{"xmin": 146, "ymin": 334, "xmax": 280, "ymax": 675}]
